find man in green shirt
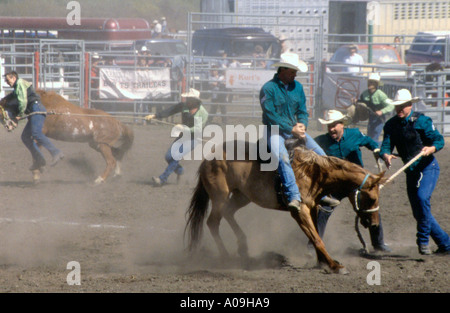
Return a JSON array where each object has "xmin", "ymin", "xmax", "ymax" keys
[
  {"xmin": 145, "ymin": 88, "xmax": 208, "ymax": 186},
  {"xmin": 3, "ymin": 71, "xmax": 64, "ymax": 172},
  {"xmin": 354, "ymin": 73, "xmax": 394, "ymax": 145}
]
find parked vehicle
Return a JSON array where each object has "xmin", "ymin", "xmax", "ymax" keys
[
  {"xmin": 327, "ymin": 44, "xmax": 405, "ymax": 78},
  {"xmin": 134, "ymin": 38, "xmax": 187, "ymax": 56},
  {"xmin": 405, "ymin": 31, "xmax": 450, "ymax": 64},
  {"xmin": 191, "ymin": 27, "xmax": 282, "ymax": 95},
  {"xmin": 192, "ymin": 27, "xmax": 281, "ymax": 65}
]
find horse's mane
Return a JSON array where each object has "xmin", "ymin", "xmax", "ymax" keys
[{"xmin": 291, "ymin": 146, "xmax": 366, "ymax": 178}]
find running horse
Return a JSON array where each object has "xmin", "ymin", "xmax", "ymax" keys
[
  {"xmin": 0, "ymin": 90, "xmax": 134, "ymax": 184},
  {"xmin": 185, "ymin": 141, "xmax": 387, "ymax": 274}
]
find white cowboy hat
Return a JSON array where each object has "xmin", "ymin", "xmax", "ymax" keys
[
  {"xmin": 318, "ymin": 110, "xmax": 349, "ymax": 125},
  {"xmin": 368, "ymin": 72, "xmax": 381, "ymax": 82},
  {"xmin": 391, "ymin": 89, "xmax": 419, "ymax": 106},
  {"xmin": 181, "ymin": 88, "xmax": 201, "ymax": 100},
  {"xmin": 272, "ymin": 52, "xmax": 308, "ymax": 73}
]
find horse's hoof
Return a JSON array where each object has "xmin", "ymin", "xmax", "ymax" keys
[
  {"xmin": 337, "ymin": 267, "xmax": 350, "ymax": 275},
  {"xmin": 93, "ymin": 177, "xmax": 105, "ymax": 185}
]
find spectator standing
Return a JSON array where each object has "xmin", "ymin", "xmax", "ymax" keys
[
  {"xmin": 344, "ymin": 44, "xmax": 364, "ymax": 73},
  {"xmin": 208, "ymin": 65, "xmax": 227, "ymax": 125}
]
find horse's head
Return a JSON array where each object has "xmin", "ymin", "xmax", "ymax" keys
[{"xmin": 349, "ymin": 171, "xmax": 387, "ymax": 228}]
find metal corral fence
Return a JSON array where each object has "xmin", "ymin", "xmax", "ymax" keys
[
  {"xmin": 185, "ymin": 12, "xmax": 325, "ymax": 123},
  {"xmin": 1, "ymin": 30, "xmax": 450, "ymax": 135},
  {"xmin": 319, "ymin": 32, "xmax": 450, "ymax": 136},
  {"xmin": 0, "ymin": 39, "xmax": 186, "ymax": 122}
]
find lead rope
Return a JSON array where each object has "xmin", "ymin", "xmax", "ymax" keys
[{"xmin": 354, "ymin": 173, "xmax": 371, "ymax": 254}]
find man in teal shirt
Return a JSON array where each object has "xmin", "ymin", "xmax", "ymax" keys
[
  {"xmin": 314, "ymin": 110, "xmax": 391, "ymax": 252},
  {"xmin": 260, "ymin": 53, "xmax": 338, "ymax": 211},
  {"xmin": 380, "ymin": 89, "xmax": 449, "ymax": 255}
]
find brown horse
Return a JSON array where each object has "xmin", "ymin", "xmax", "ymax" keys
[
  {"xmin": 0, "ymin": 90, "xmax": 134, "ymax": 184},
  {"xmin": 185, "ymin": 141, "xmax": 387, "ymax": 274}
]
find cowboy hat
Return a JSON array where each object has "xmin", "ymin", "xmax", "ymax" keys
[
  {"xmin": 272, "ymin": 52, "xmax": 308, "ymax": 73},
  {"xmin": 368, "ymin": 72, "xmax": 381, "ymax": 82},
  {"xmin": 318, "ymin": 110, "xmax": 349, "ymax": 125},
  {"xmin": 181, "ymin": 88, "xmax": 201, "ymax": 100},
  {"xmin": 391, "ymin": 89, "xmax": 419, "ymax": 106}
]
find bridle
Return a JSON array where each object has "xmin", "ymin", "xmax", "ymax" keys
[
  {"xmin": 353, "ymin": 172, "xmax": 380, "ymax": 254},
  {"xmin": 353, "ymin": 173, "xmax": 379, "ymax": 214}
]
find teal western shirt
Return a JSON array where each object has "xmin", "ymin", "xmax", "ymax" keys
[
  {"xmin": 260, "ymin": 73, "xmax": 308, "ymax": 135},
  {"xmin": 315, "ymin": 128, "xmax": 379, "ymax": 167}
]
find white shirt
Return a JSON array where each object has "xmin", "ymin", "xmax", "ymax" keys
[{"xmin": 344, "ymin": 53, "xmax": 364, "ymax": 73}]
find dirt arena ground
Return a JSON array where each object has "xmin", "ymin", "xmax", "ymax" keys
[{"xmin": 0, "ymin": 116, "xmax": 448, "ymax": 295}]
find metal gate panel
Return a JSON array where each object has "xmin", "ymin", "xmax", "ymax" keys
[
  {"xmin": 187, "ymin": 12, "xmax": 323, "ymax": 121},
  {"xmin": 38, "ymin": 39, "xmax": 85, "ymax": 105}
]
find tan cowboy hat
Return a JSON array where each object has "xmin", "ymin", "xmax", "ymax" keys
[
  {"xmin": 392, "ymin": 89, "xmax": 419, "ymax": 106},
  {"xmin": 272, "ymin": 52, "xmax": 308, "ymax": 73},
  {"xmin": 181, "ymin": 88, "xmax": 201, "ymax": 100},
  {"xmin": 318, "ymin": 110, "xmax": 349, "ymax": 125}
]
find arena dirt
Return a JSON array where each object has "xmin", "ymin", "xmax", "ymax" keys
[{"xmin": 0, "ymin": 120, "xmax": 448, "ymax": 293}]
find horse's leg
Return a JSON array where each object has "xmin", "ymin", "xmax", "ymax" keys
[
  {"xmin": 289, "ymin": 203, "xmax": 348, "ymax": 274},
  {"xmin": 223, "ymin": 191, "xmax": 251, "ymax": 259},
  {"xmin": 207, "ymin": 192, "xmax": 230, "ymax": 259},
  {"xmin": 113, "ymin": 161, "xmax": 121, "ymax": 177},
  {"xmin": 94, "ymin": 143, "xmax": 116, "ymax": 184}
]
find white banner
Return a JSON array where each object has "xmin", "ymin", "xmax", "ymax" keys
[
  {"xmin": 225, "ymin": 69, "xmax": 274, "ymax": 90},
  {"xmin": 99, "ymin": 67, "xmax": 171, "ymax": 99}
]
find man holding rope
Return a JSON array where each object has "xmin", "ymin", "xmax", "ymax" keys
[
  {"xmin": 313, "ymin": 110, "xmax": 391, "ymax": 252},
  {"xmin": 380, "ymin": 89, "xmax": 449, "ymax": 255},
  {"xmin": 145, "ymin": 88, "xmax": 208, "ymax": 186},
  {"xmin": 352, "ymin": 73, "xmax": 394, "ymax": 145},
  {"xmin": 3, "ymin": 71, "xmax": 64, "ymax": 172}
]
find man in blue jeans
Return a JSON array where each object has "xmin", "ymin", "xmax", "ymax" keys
[
  {"xmin": 314, "ymin": 110, "xmax": 391, "ymax": 252},
  {"xmin": 380, "ymin": 89, "xmax": 449, "ymax": 255},
  {"xmin": 3, "ymin": 71, "xmax": 64, "ymax": 172},
  {"xmin": 260, "ymin": 52, "xmax": 339, "ymax": 211},
  {"xmin": 145, "ymin": 88, "xmax": 208, "ymax": 186}
]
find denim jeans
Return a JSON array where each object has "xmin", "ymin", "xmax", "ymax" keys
[
  {"xmin": 406, "ymin": 158, "xmax": 450, "ymax": 250},
  {"xmin": 159, "ymin": 137, "xmax": 200, "ymax": 183},
  {"xmin": 367, "ymin": 114, "xmax": 385, "ymax": 145},
  {"xmin": 266, "ymin": 130, "xmax": 326, "ymax": 203},
  {"xmin": 21, "ymin": 101, "xmax": 61, "ymax": 166}
]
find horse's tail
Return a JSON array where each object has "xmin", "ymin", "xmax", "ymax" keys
[
  {"xmin": 185, "ymin": 166, "xmax": 210, "ymax": 252},
  {"xmin": 112, "ymin": 123, "xmax": 134, "ymax": 161}
]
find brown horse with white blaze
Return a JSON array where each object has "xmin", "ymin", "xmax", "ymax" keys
[
  {"xmin": 0, "ymin": 90, "xmax": 134, "ymax": 184},
  {"xmin": 185, "ymin": 141, "xmax": 387, "ymax": 274}
]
